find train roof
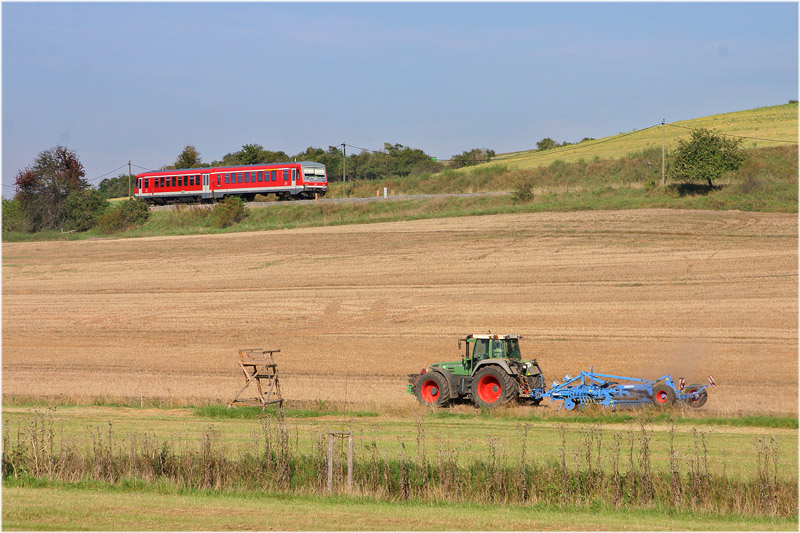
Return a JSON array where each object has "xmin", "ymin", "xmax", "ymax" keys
[{"xmin": 136, "ymin": 161, "xmax": 325, "ymax": 177}]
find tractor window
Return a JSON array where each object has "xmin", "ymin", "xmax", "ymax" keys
[
  {"xmin": 472, "ymin": 339, "xmax": 489, "ymax": 361},
  {"xmin": 505, "ymin": 339, "xmax": 521, "ymax": 359}
]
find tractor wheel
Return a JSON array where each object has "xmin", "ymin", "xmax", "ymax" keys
[
  {"xmin": 652, "ymin": 384, "xmax": 676, "ymax": 407},
  {"xmin": 684, "ymin": 384, "xmax": 708, "ymax": 408},
  {"xmin": 415, "ymin": 372, "xmax": 450, "ymax": 407},
  {"xmin": 471, "ymin": 366, "xmax": 516, "ymax": 409}
]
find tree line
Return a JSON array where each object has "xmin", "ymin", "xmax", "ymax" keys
[{"xmin": 5, "ymin": 129, "xmax": 748, "ymax": 235}]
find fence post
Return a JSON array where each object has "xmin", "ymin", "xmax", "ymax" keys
[
  {"xmin": 327, "ymin": 433, "xmax": 334, "ymax": 494},
  {"xmin": 347, "ymin": 432, "xmax": 354, "ymax": 493}
]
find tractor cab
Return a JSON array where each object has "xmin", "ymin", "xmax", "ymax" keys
[{"xmin": 460, "ymin": 333, "xmax": 523, "ymax": 372}]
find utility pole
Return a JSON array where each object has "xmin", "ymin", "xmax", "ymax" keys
[
  {"xmin": 661, "ymin": 119, "xmax": 666, "ymax": 187},
  {"xmin": 128, "ymin": 160, "xmax": 132, "ymax": 198},
  {"xmin": 341, "ymin": 143, "xmax": 346, "ymax": 198}
]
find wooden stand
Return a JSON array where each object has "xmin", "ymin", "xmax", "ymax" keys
[
  {"xmin": 327, "ymin": 431, "xmax": 353, "ymax": 494},
  {"xmin": 227, "ymin": 348, "xmax": 283, "ymax": 410}
]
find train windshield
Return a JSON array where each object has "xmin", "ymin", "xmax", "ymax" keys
[{"xmin": 303, "ymin": 167, "xmax": 326, "ymax": 182}]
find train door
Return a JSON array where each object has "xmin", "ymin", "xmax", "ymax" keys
[
  {"xmin": 291, "ymin": 168, "xmax": 296, "ymax": 189},
  {"xmin": 202, "ymin": 174, "xmax": 210, "ymax": 199}
]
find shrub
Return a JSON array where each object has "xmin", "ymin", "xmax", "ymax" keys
[
  {"xmin": 2, "ymin": 198, "xmax": 26, "ymax": 232},
  {"xmin": 212, "ymin": 196, "xmax": 248, "ymax": 228},
  {"xmin": 98, "ymin": 198, "xmax": 150, "ymax": 233},
  {"xmin": 65, "ymin": 189, "xmax": 106, "ymax": 232},
  {"xmin": 512, "ymin": 176, "xmax": 535, "ymax": 203}
]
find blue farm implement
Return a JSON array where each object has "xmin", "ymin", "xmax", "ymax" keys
[{"xmin": 531, "ymin": 368, "xmax": 715, "ymax": 411}]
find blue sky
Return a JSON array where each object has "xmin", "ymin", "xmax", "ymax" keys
[{"xmin": 3, "ymin": 2, "xmax": 797, "ymax": 192}]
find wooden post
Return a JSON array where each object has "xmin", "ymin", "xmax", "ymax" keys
[
  {"xmin": 327, "ymin": 431, "xmax": 353, "ymax": 495},
  {"xmin": 327, "ymin": 433, "xmax": 335, "ymax": 494},
  {"xmin": 347, "ymin": 432, "xmax": 354, "ymax": 493}
]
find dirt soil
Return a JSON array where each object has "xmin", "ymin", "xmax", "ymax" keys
[{"xmin": 3, "ymin": 209, "xmax": 797, "ymax": 414}]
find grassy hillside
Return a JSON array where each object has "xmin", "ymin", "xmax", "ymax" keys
[
  {"xmin": 492, "ymin": 102, "xmax": 798, "ymax": 170},
  {"xmin": 331, "ymin": 102, "xmax": 798, "ymax": 197}
]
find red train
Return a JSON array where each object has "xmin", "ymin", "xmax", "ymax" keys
[{"xmin": 134, "ymin": 161, "xmax": 327, "ymax": 204}]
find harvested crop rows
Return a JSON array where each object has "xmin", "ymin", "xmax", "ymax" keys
[{"xmin": 3, "ymin": 209, "xmax": 797, "ymax": 414}]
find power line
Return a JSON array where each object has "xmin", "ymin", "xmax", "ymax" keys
[
  {"xmin": 665, "ymin": 122, "xmax": 798, "ymax": 144},
  {"xmin": 85, "ymin": 164, "xmax": 128, "ymax": 184}
]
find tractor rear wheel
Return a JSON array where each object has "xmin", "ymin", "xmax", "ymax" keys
[
  {"xmin": 415, "ymin": 372, "xmax": 450, "ymax": 407},
  {"xmin": 684, "ymin": 384, "xmax": 708, "ymax": 408},
  {"xmin": 652, "ymin": 384, "xmax": 676, "ymax": 407},
  {"xmin": 471, "ymin": 366, "xmax": 516, "ymax": 409}
]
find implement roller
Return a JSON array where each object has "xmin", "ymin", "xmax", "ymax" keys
[{"xmin": 531, "ymin": 367, "xmax": 716, "ymax": 411}]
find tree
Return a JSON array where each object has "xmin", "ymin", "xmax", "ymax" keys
[
  {"xmin": 668, "ymin": 128, "xmax": 748, "ymax": 187},
  {"xmin": 97, "ymin": 174, "xmax": 132, "ymax": 199},
  {"xmin": 166, "ymin": 145, "xmax": 209, "ymax": 170},
  {"xmin": 536, "ymin": 137, "xmax": 558, "ymax": 151},
  {"xmin": 14, "ymin": 145, "xmax": 99, "ymax": 232},
  {"xmin": 450, "ymin": 148, "xmax": 496, "ymax": 169}
]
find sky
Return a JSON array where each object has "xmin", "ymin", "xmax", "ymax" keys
[{"xmin": 2, "ymin": 2, "xmax": 798, "ymax": 192}]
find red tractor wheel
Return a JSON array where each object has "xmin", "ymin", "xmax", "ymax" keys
[
  {"xmin": 414, "ymin": 372, "xmax": 450, "ymax": 407},
  {"xmin": 684, "ymin": 384, "xmax": 708, "ymax": 408},
  {"xmin": 471, "ymin": 366, "xmax": 516, "ymax": 409},
  {"xmin": 652, "ymin": 384, "xmax": 676, "ymax": 407}
]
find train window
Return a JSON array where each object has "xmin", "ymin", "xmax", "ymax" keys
[
  {"xmin": 195, "ymin": 175, "xmax": 200, "ymax": 185},
  {"xmin": 238, "ymin": 172, "xmax": 243, "ymax": 183},
  {"xmin": 159, "ymin": 177, "xmax": 163, "ymax": 188},
  {"xmin": 271, "ymin": 170, "xmax": 276, "ymax": 181},
  {"xmin": 258, "ymin": 171, "xmax": 263, "ymax": 182},
  {"xmin": 179, "ymin": 176, "xmax": 184, "ymax": 187},
  {"xmin": 283, "ymin": 169, "xmax": 289, "ymax": 181},
  {"xmin": 216, "ymin": 175, "xmax": 220, "ymax": 186},
  {"xmin": 244, "ymin": 172, "xmax": 249, "ymax": 183}
]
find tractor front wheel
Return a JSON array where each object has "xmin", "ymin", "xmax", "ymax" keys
[
  {"xmin": 652, "ymin": 384, "xmax": 676, "ymax": 407},
  {"xmin": 415, "ymin": 372, "xmax": 450, "ymax": 407},
  {"xmin": 684, "ymin": 384, "xmax": 708, "ymax": 408},
  {"xmin": 471, "ymin": 366, "xmax": 516, "ymax": 409}
]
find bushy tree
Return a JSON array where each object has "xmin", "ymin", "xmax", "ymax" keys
[
  {"xmin": 2, "ymin": 197, "xmax": 26, "ymax": 232},
  {"xmin": 14, "ymin": 145, "xmax": 101, "ymax": 232},
  {"xmin": 212, "ymin": 144, "xmax": 289, "ymax": 167},
  {"xmin": 97, "ymin": 174, "xmax": 133, "ymax": 199},
  {"xmin": 450, "ymin": 148, "xmax": 496, "ymax": 169},
  {"xmin": 165, "ymin": 145, "xmax": 210, "ymax": 170},
  {"xmin": 97, "ymin": 198, "xmax": 150, "ymax": 233},
  {"xmin": 212, "ymin": 196, "xmax": 248, "ymax": 228},
  {"xmin": 669, "ymin": 128, "xmax": 748, "ymax": 187},
  {"xmin": 536, "ymin": 137, "xmax": 558, "ymax": 151},
  {"xmin": 65, "ymin": 188, "xmax": 106, "ymax": 231}
]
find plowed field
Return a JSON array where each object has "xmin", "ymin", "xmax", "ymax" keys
[{"xmin": 3, "ymin": 209, "xmax": 797, "ymax": 414}]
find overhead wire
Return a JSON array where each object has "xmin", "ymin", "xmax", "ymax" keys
[{"xmin": 665, "ymin": 122, "xmax": 798, "ymax": 144}]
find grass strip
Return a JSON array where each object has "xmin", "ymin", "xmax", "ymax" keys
[
  {"xmin": 4, "ymin": 477, "xmax": 797, "ymax": 531},
  {"xmin": 427, "ymin": 409, "xmax": 798, "ymax": 429},
  {"xmin": 193, "ymin": 404, "xmax": 379, "ymax": 419}
]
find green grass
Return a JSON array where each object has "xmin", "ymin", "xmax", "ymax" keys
[
  {"xmin": 3, "ymin": 403, "xmax": 797, "ymax": 481},
  {"xmin": 5, "ymin": 481, "xmax": 796, "ymax": 531},
  {"xmin": 194, "ymin": 404, "xmax": 379, "ymax": 419},
  {"xmin": 427, "ymin": 409, "xmax": 799, "ymax": 430}
]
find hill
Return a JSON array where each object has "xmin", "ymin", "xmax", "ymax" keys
[{"xmin": 331, "ymin": 102, "xmax": 798, "ymax": 198}]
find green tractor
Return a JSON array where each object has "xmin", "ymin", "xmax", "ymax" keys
[{"xmin": 407, "ymin": 334, "xmax": 546, "ymax": 408}]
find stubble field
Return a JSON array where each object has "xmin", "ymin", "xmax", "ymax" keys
[{"xmin": 3, "ymin": 208, "xmax": 797, "ymax": 415}]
